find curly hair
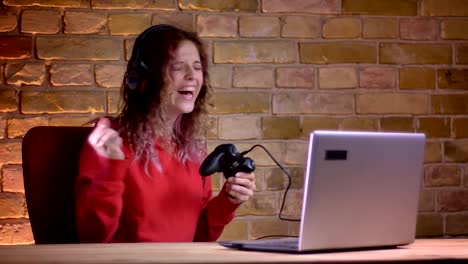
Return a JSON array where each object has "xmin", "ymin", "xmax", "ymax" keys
[{"xmin": 116, "ymin": 25, "xmax": 211, "ymax": 173}]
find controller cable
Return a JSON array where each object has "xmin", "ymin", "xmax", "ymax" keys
[{"xmin": 241, "ymin": 144, "xmax": 301, "ymax": 222}]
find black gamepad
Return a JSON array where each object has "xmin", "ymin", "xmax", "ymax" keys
[{"xmin": 199, "ymin": 144, "xmax": 255, "ymax": 179}]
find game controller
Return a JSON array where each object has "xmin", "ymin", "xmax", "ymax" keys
[{"xmin": 199, "ymin": 144, "xmax": 255, "ymax": 179}]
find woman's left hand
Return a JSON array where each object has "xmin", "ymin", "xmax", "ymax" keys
[{"xmin": 224, "ymin": 172, "xmax": 256, "ymax": 204}]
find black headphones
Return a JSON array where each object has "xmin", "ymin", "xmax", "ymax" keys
[{"xmin": 125, "ymin": 24, "xmax": 178, "ymax": 92}]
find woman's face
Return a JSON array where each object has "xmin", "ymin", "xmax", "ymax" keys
[{"xmin": 163, "ymin": 40, "xmax": 204, "ymax": 121}]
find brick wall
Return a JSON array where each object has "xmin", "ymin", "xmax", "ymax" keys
[{"xmin": 0, "ymin": 0, "xmax": 467, "ymax": 244}]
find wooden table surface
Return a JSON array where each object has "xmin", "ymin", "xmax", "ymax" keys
[{"xmin": 0, "ymin": 239, "xmax": 467, "ymax": 264}]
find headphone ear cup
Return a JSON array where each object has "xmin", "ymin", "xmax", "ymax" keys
[{"xmin": 126, "ymin": 70, "xmax": 140, "ymax": 91}]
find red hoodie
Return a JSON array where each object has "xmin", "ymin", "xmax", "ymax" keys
[{"xmin": 75, "ymin": 135, "xmax": 239, "ymax": 243}]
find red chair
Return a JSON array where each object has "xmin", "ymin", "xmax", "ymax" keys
[{"xmin": 22, "ymin": 126, "xmax": 92, "ymax": 244}]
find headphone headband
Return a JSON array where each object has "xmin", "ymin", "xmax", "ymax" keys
[
  {"xmin": 126, "ymin": 24, "xmax": 178, "ymax": 91},
  {"xmin": 131, "ymin": 24, "xmax": 177, "ymax": 71}
]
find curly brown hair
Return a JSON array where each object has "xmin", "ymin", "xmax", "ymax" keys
[{"xmin": 116, "ymin": 25, "xmax": 211, "ymax": 172}]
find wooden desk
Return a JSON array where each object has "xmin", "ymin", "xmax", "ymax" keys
[{"xmin": 0, "ymin": 239, "xmax": 467, "ymax": 264}]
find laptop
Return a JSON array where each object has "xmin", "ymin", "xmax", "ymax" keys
[{"xmin": 219, "ymin": 130, "xmax": 426, "ymax": 253}]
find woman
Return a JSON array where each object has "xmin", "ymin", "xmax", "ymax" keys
[{"xmin": 75, "ymin": 24, "xmax": 256, "ymax": 243}]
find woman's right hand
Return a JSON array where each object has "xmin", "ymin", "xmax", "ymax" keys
[{"xmin": 88, "ymin": 118, "xmax": 125, "ymax": 160}]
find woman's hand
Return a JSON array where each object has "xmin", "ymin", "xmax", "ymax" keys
[
  {"xmin": 224, "ymin": 172, "xmax": 256, "ymax": 204},
  {"xmin": 88, "ymin": 118, "xmax": 125, "ymax": 160}
]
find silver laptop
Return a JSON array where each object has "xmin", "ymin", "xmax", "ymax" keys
[{"xmin": 219, "ymin": 130, "xmax": 426, "ymax": 253}]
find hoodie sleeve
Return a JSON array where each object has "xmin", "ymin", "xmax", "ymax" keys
[
  {"xmin": 75, "ymin": 139, "xmax": 131, "ymax": 243},
  {"xmin": 193, "ymin": 176, "xmax": 240, "ymax": 242}
]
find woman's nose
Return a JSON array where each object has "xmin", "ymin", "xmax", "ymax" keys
[{"xmin": 185, "ymin": 66, "xmax": 194, "ymax": 80}]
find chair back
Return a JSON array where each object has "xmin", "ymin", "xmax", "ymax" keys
[{"xmin": 22, "ymin": 126, "xmax": 92, "ymax": 244}]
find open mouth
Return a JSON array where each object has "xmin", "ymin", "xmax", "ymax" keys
[{"xmin": 178, "ymin": 90, "xmax": 194, "ymax": 96}]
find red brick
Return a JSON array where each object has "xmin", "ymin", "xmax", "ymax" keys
[
  {"xmin": 302, "ymin": 117, "xmax": 340, "ymax": 137},
  {"xmin": 424, "ymin": 165, "xmax": 462, "ymax": 187},
  {"xmin": 92, "ymin": 0, "xmax": 175, "ymax": 10},
  {"xmin": 323, "ymin": 17, "xmax": 360, "ymax": 39},
  {"xmin": 21, "ymin": 9, "xmax": 61, "ymax": 34},
  {"xmin": 380, "ymin": 117, "xmax": 414, "ymax": 132},
  {"xmin": 281, "ymin": 191, "xmax": 302, "ymax": 218},
  {"xmin": 437, "ymin": 190, "xmax": 468, "ymax": 212},
  {"xmin": 233, "ymin": 66, "xmax": 273, "ymax": 88},
  {"xmin": 95, "ymin": 64, "xmax": 125, "ymax": 88},
  {"xmin": 6, "ymin": 63, "xmax": 45, "ymax": 86},
  {"xmin": 0, "ymin": 219, "xmax": 34, "ymax": 245},
  {"xmin": 273, "ymin": 93, "xmax": 354, "ymax": 115},
  {"xmin": 444, "ymin": 140, "xmax": 468, "ymax": 162},
  {"xmin": 36, "ymin": 37, "xmax": 120, "ymax": 60},
  {"xmin": 275, "ymin": 67, "xmax": 315, "ymax": 88},
  {"xmin": 218, "ymin": 116, "xmax": 260, "ymax": 140},
  {"xmin": 421, "ymin": 0, "xmax": 468, "ymax": 16},
  {"xmin": 209, "ymin": 65, "xmax": 231, "ymax": 89},
  {"xmin": 0, "ymin": 36, "xmax": 32, "ymax": 60},
  {"xmin": 235, "ymin": 193, "xmax": 277, "ymax": 216},
  {"xmin": 0, "ymin": 193, "xmax": 24, "ymax": 218},
  {"xmin": 380, "ymin": 43, "xmax": 452, "ymax": 64},
  {"xmin": 419, "ymin": 189, "xmax": 435, "ymax": 212},
  {"xmin": 343, "ymin": 0, "xmax": 418, "ymax": 16},
  {"xmin": 285, "ymin": 142, "xmax": 308, "ymax": 165},
  {"xmin": 454, "ymin": 118, "xmax": 468, "ymax": 138},
  {"xmin": 249, "ymin": 219, "xmax": 289, "ymax": 239},
  {"xmin": 209, "ymin": 92, "xmax": 270, "ymax": 114},
  {"xmin": 417, "ymin": 117, "xmax": 451, "ymax": 138},
  {"xmin": 179, "ymin": 0, "xmax": 257, "ymax": 12},
  {"xmin": 261, "ymin": 117, "xmax": 300, "ymax": 139},
  {"xmin": 49, "ymin": 117, "xmax": 94, "ymax": 127},
  {"xmin": 400, "ymin": 68, "xmax": 436, "ymax": 90},
  {"xmin": 416, "ymin": 214, "xmax": 443, "ymax": 237},
  {"xmin": 109, "ymin": 13, "xmax": 151, "ymax": 35},
  {"xmin": 300, "ymin": 42, "xmax": 377, "ymax": 64},
  {"xmin": 265, "ymin": 167, "xmax": 304, "ymax": 190},
  {"xmin": 424, "ymin": 141, "xmax": 442, "ymax": 163},
  {"xmin": 457, "ymin": 44, "xmax": 468, "ymax": 64},
  {"xmin": 64, "ymin": 11, "xmax": 107, "ymax": 35},
  {"xmin": 438, "ymin": 69, "xmax": 468, "ymax": 90},
  {"xmin": 432, "ymin": 95, "xmax": 468, "ymax": 114},
  {"xmin": 152, "ymin": 12, "xmax": 194, "ymax": 32},
  {"xmin": 319, "ymin": 67, "xmax": 357, "ymax": 89},
  {"xmin": 197, "ymin": 15, "xmax": 237, "ymax": 37},
  {"xmin": 214, "ymin": 41, "xmax": 295, "ymax": 64},
  {"xmin": 341, "ymin": 118, "xmax": 378, "ymax": 131},
  {"xmin": 0, "ymin": 90, "xmax": 18, "ymax": 113},
  {"xmin": 446, "ymin": 214, "xmax": 468, "ymax": 235},
  {"xmin": 7, "ymin": 117, "xmax": 48, "ymax": 138},
  {"xmin": 400, "ymin": 18, "xmax": 438, "ymax": 40},
  {"xmin": 21, "ymin": 91, "xmax": 106, "ymax": 114},
  {"xmin": 441, "ymin": 20, "xmax": 468, "ymax": 40},
  {"xmin": 50, "ymin": 64, "xmax": 93, "ymax": 87},
  {"xmin": 240, "ymin": 16, "xmax": 280, "ymax": 38},
  {"xmin": 2, "ymin": 165, "xmax": 24, "ymax": 193},
  {"xmin": 5, "ymin": 0, "xmax": 87, "ymax": 7},
  {"xmin": 362, "ymin": 18, "xmax": 398, "ymax": 39},
  {"xmin": 281, "ymin": 16, "xmax": 320, "ymax": 38},
  {"xmin": 359, "ymin": 67, "xmax": 396, "ymax": 88},
  {"xmin": 357, "ymin": 94, "xmax": 430, "ymax": 114},
  {"xmin": 218, "ymin": 220, "xmax": 248, "ymax": 241},
  {"xmin": 262, "ymin": 0, "xmax": 339, "ymax": 14},
  {"xmin": 0, "ymin": 117, "xmax": 5, "ymax": 139},
  {"xmin": 0, "ymin": 14, "xmax": 17, "ymax": 32},
  {"xmin": 0, "ymin": 142, "xmax": 22, "ymax": 164}
]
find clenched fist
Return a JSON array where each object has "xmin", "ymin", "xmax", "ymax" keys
[{"xmin": 88, "ymin": 118, "xmax": 125, "ymax": 160}]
